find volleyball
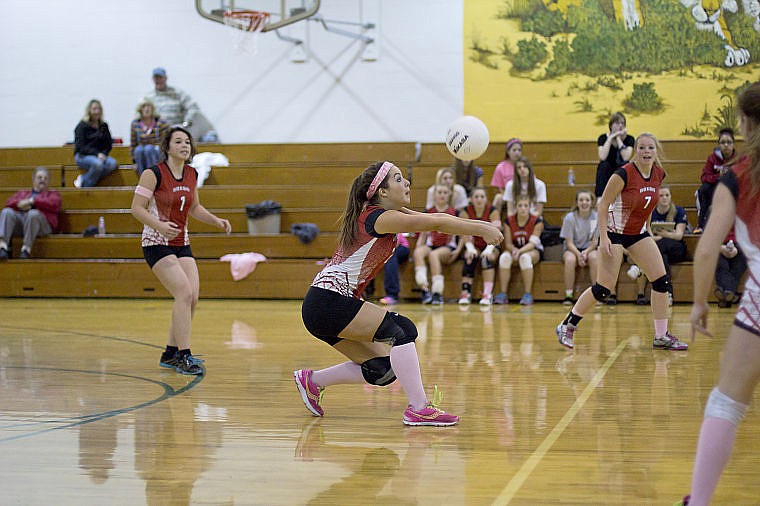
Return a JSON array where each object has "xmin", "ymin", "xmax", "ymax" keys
[{"xmin": 445, "ymin": 115, "xmax": 489, "ymax": 161}]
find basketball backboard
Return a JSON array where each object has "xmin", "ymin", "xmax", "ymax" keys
[{"xmin": 195, "ymin": 0, "xmax": 320, "ymax": 32}]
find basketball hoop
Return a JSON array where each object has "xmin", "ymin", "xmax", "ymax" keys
[{"xmin": 223, "ymin": 10, "xmax": 270, "ymax": 55}]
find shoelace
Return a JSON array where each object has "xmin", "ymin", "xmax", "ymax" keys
[{"xmin": 429, "ymin": 385, "xmax": 444, "ymax": 409}]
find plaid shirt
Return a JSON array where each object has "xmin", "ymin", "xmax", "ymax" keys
[{"xmin": 129, "ymin": 117, "xmax": 170, "ymax": 159}]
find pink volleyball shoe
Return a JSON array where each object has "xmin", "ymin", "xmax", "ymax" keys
[{"xmin": 293, "ymin": 369, "xmax": 324, "ymax": 417}]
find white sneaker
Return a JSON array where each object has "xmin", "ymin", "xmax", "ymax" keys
[
  {"xmin": 73, "ymin": 175, "xmax": 83, "ymax": 188},
  {"xmin": 458, "ymin": 291, "xmax": 471, "ymax": 305},
  {"xmin": 479, "ymin": 294, "xmax": 493, "ymax": 306}
]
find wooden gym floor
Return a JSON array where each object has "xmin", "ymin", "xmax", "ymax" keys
[{"xmin": 1, "ymin": 298, "xmax": 759, "ymax": 505}]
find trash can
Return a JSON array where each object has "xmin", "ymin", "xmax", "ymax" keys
[{"xmin": 246, "ymin": 200, "xmax": 282, "ymax": 235}]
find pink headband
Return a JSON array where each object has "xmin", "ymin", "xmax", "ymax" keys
[
  {"xmin": 366, "ymin": 161, "xmax": 394, "ymax": 199},
  {"xmin": 506, "ymin": 138, "xmax": 522, "ymax": 150}
]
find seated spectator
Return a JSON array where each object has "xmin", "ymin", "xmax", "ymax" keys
[
  {"xmin": 130, "ymin": 99, "xmax": 169, "ymax": 175},
  {"xmin": 714, "ymin": 229, "xmax": 746, "ymax": 308},
  {"xmin": 694, "ymin": 128, "xmax": 736, "ymax": 234},
  {"xmin": 595, "ymin": 112, "xmax": 634, "ymax": 198},
  {"xmin": 457, "ymin": 187, "xmax": 501, "ymax": 306},
  {"xmin": 634, "ymin": 186, "xmax": 688, "ymax": 305},
  {"xmin": 73, "ymin": 99, "xmax": 119, "ymax": 188},
  {"xmin": 452, "ymin": 157, "xmax": 484, "ymax": 197},
  {"xmin": 145, "ymin": 67, "xmax": 219, "ymax": 143},
  {"xmin": 0, "ymin": 167, "xmax": 61, "ymax": 260},
  {"xmin": 413, "ymin": 185, "xmax": 462, "ymax": 305},
  {"xmin": 379, "ymin": 233, "xmax": 411, "ymax": 305},
  {"xmin": 503, "ymin": 157, "xmax": 547, "ymax": 218},
  {"xmin": 491, "ymin": 138, "xmax": 523, "ymax": 212},
  {"xmin": 495, "ymin": 196, "xmax": 544, "ymax": 305},
  {"xmin": 425, "ymin": 167, "xmax": 468, "ymax": 211},
  {"xmin": 560, "ymin": 190, "xmax": 599, "ymax": 305}
]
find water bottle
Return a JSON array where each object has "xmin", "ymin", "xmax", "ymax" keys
[
  {"xmin": 98, "ymin": 216, "xmax": 106, "ymax": 237},
  {"xmin": 567, "ymin": 168, "xmax": 575, "ymax": 186}
]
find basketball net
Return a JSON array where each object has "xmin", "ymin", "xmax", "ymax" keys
[{"xmin": 223, "ymin": 10, "xmax": 270, "ymax": 56}]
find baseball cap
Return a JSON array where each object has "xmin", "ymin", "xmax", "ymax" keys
[{"xmin": 152, "ymin": 67, "xmax": 167, "ymax": 77}]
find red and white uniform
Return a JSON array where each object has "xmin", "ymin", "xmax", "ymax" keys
[
  {"xmin": 507, "ymin": 214, "xmax": 542, "ymax": 249},
  {"xmin": 141, "ymin": 162, "xmax": 197, "ymax": 247},
  {"xmin": 463, "ymin": 204, "xmax": 496, "ymax": 250},
  {"xmin": 607, "ymin": 162, "xmax": 665, "ymax": 235},
  {"xmin": 311, "ymin": 206, "xmax": 397, "ymax": 299},
  {"xmin": 722, "ymin": 158, "xmax": 760, "ymax": 334},
  {"xmin": 425, "ymin": 206, "xmax": 458, "ymax": 248}
]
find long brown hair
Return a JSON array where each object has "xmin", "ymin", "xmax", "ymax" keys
[
  {"xmin": 337, "ymin": 161, "xmax": 389, "ymax": 251},
  {"xmin": 737, "ymin": 81, "xmax": 760, "ymax": 192},
  {"xmin": 510, "ymin": 157, "xmax": 537, "ymax": 204}
]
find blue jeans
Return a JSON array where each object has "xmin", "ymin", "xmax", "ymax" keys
[
  {"xmin": 74, "ymin": 153, "xmax": 118, "ymax": 187},
  {"xmin": 383, "ymin": 245, "xmax": 410, "ymax": 298},
  {"xmin": 133, "ymin": 145, "xmax": 161, "ymax": 174}
]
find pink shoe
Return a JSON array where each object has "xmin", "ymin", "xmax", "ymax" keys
[
  {"xmin": 293, "ymin": 369, "xmax": 324, "ymax": 416},
  {"xmin": 380, "ymin": 296, "xmax": 398, "ymax": 305},
  {"xmin": 402, "ymin": 387, "xmax": 458, "ymax": 426}
]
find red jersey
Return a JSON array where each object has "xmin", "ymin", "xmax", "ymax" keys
[
  {"xmin": 507, "ymin": 214, "xmax": 541, "ymax": 248},
  {"xmin": 608, "ymin": 162, "xmax": 665, "ymax": 235},
  {"xmin": 425, "ymin": 206, "xmax": 458, "ymax": 248},
  {"xmin": 141, "ymin": 162, "xmax": 197, "ymax": 247},
  {"xmin": 463, "ymin": 204, "xmax": 496, "ymax": 250},
  {"xmin": 722, "ymin": 157, "xmax": 760, "ymax": 294},
  {"xmin": 311, "ymin": 206, "xmax": 397, "ymax": 299}
]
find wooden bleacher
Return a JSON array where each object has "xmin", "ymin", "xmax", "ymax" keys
[{"xmin": 0, "ymin": 140, "xmax": 719, "ymax": 301}]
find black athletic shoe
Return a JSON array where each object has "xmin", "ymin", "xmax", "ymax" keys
[
  {"xmin": 160, "ymin": 351, "xmax": 180, "ymax": 369},
  {"xmin": 175, "ymin": 355, "xmax": 204, "ymax": 375}
]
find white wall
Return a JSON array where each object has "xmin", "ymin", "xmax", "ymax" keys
[{"xmin": 0, "ymin": 0, "xmax": 463, "ymax": 147}]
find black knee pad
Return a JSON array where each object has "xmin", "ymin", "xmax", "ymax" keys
[
  {"xmin": 591, "ymin": 283, "xmax": 611, "ymax": 302},
  {"xmin": 651, "ymin": 274, "xmax": 669, "ymax": 293},
  {"xmin": 462, "ymin": 257, "xmax": 477, "ymax": 278},
  {"xmin": 480, "ymin": 256, "xmax": 495, "ymax": 270},
  {"xmin": 389, "ymin": 312, "xmax": 418, "ymax": 346},
  {"xmin": 372, "ymin": 311, "xmax": 405, "ymax": 345},
  {"xmin": 361, "ymin": 356, "xmax": 396, "ymax": 386}
]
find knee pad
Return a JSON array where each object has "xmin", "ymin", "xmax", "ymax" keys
[
  {"xmin": 372, "ymin": 312, "xmax": 418, "ymax": 346},
  {"xmin": 499, "ymin": 252, "xmax": 512, "ymax": 269},
  {"xmin": 591, "ymin": 283, "xmax": 611, "ymax": 302},
  {"xmin": 462, "ymin": 257, "xmax": 477, "ymax": 278},
  {"xmin": 651, "ymin": 274, "xmax": 669, "ymax": 293},
  {"xmin": 704, "ymin": 388, "xmax": 747, "ymax": 426},
  {"xmin": 481, "ymin": 256, "xmax": 495, "ymax": 270},
  {"xmin": 361, "ymin": 356, "xmax": 396, "ymax": 386},
  {"xmin": 414, "ymin": 266, "xmax": 428, "ymax": 288},
  {"xmin": 518, "ymin": 253, "xmax": 533, "ymax": 270}
]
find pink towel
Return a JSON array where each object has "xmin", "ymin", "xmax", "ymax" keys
[{"xmin": 220, "ymin": 252, "xmax": 267, "ymax": 281}]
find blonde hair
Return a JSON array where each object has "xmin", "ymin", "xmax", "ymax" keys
[
  {"xmin": 737, "ymin": 81, "xmax": 760, "ymax": 192},
  {"xmin": 135, "ymin": 99, "xmax": 155, "ymax": 118},
  {"xmin": 82, "ymin": 99, "xmax": 104, "ymax": 125},
  {"xmin": 632, "ymin": 132, "xmax": 666, "ymax": 169}
]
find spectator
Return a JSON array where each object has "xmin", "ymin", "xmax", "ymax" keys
[
  {"xmin": 457, "ymin": 187, "xmax": 501, "ymax": 306},
  {"xmin": 379, "ymin": 234, "xmax": 411, "ymax": 305},
  {"xmin": 694, "ymin": 128, "xmax": 736, "ymax": 234},
  {"xmin": 130, "ymin": 99, "xmax": 170, "ymax": 175},
  {"xmin": 634, "ymin": 185, "xmax": 688, "ymax": 305},
  {"xmin": 73, "ymin": 99, "xmax": 119, "ymax": 188},
  {"xmin": 425, "ymin": 167, "xmax": 468, "ymax": 211},
  {"xmin": 145, "ymin": 67, "xmax": 219, "ymax": 143},
  {"xmin": 560, "ymin": 190, "xmax": 599, "ymax": 305},
  {"xmin": 491, "ymin": 138, "xmax": 523, "ymax": 212},
  {"xmin": 714, "ymin": 229, "xmax": 746, "ymax": 308},
  {"xmin": 503, "ymin": 157, "xmax": 547, "ymax": 218},
  {"xmin": 452, "ymin": 157, "xmax": 484, "ymax": 197},
  {"xmin": 496, "ymin": 195, "xmax": 544, "ymax": 305},
  {"xmin": 595, "ymin": 112, "xmax": 634, "ymax": 198},
  {"xmin": 413, "ymin": 184, "xmax": 462, "ymax": 305},
  {"xmin": 0, "ymin": 167, "xmax": 61, "ymax": 260}
]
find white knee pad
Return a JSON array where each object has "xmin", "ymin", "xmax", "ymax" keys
[
  {"xmin": 431, "ymin": 274, "xmax": 444, "ymax": 294},
  {"xmin": 415, "ymin": 266, "xmax": 428, "ymax": 287},
  {"xmin": 499, "ymin": 252, "xmax": 512, "ymax": 269},
  {"xmin": 519, "ymin": 253, "xmax": 534, "ymax": 270},
  {"xmin": 704, "ymin": 388, "xmax": 748, "ymax": 426}
]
